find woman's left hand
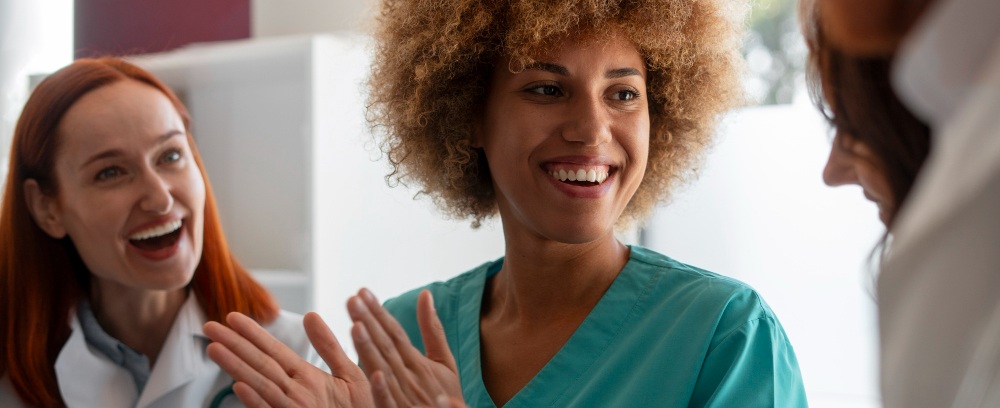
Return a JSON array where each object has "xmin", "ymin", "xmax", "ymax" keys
[
  {"xmin": 204, "ymin": 312, "xmax": 374, "ymax": 407},
  {"xmin": 348, "ymin": 289, "xmax": 465, "ymax": 408}
]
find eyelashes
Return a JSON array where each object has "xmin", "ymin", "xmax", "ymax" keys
[{"xmin": 91, "ymin": 148, "xmax": 187, "ymax": 183}]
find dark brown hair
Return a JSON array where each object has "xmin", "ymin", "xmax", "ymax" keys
[{"xmin": 803, "ymin": 3, "xmax": 931, "ymax": 226}]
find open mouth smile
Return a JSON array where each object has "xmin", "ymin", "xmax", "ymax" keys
[
  {"xmin": 128, "ymin": 219, "xmax": 183, "ymax": 252},
  {"xmin": 546, "ymin": 164, "xmax": 613, "ymax": 186}
]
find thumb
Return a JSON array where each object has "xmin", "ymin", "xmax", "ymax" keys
[
  {"xmin": 416, "ymin": 290, "xmax": 457, "ymax": 371},
  {"xmin": 304, "ymin": 311, "xmax": 366, "ymax": 381}
]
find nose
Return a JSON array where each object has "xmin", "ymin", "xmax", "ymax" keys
[
  {"xmin": 138, "ymin": 171, "xmax": 174, "ymax": 214},
  {"xmin": 561, "ymin": 96, "xmax": 613, "ymax": 146},
  {"xmin": 822, "ymin": 137, "xmax": 859, "ymax": 187}
]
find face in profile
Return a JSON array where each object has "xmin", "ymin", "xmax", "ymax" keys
[
  {"xmin": 27, "ymin": 79, "xmax": 206, "ymax": 295},
  {"xmin": 823, "ymin": 133, "xmax": 895, "ymax": 225},
  {"xmin": 477, "ymin": 30, "xmax": 649, "ymax": 243}
]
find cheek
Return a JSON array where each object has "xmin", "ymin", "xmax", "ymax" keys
[
  {"xmin": 623, "ymin": 118, "xmax": 651, "ymax": 170},
  {"xmin": 59, "ymin": 190, "xmax": 126, "ymax": 239},
  {"xmin": 185, "ymin": 170, "xmax": 208, "ymax": 224}
]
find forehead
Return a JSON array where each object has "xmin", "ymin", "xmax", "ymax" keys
[
  {"xmin": 55, "ymin": 80, "xmax": 185, "ymax": 157},
  {"xmin": 497, "ymin": 30, "xmax": 646, "ymax": 79},
  {"xmin": 818, "ymin": 0, "xmax": 929, "ymax": 54}
]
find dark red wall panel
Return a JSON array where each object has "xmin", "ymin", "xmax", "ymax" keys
[{"xmin": 74, "ymin": 0, "xmax": 250, "ymax": 58}]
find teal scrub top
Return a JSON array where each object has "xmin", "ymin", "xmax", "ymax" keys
[{"xmin": 384, "ymin": 246, "xmax": 808, "ymax": 407}]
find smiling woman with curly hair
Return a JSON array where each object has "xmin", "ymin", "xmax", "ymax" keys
[
  {"xmin": 369, "ymin": 0, "xmax": 745, "ymax": 228},
  {"xmin": 199, "ymin": 0, "xmax": 808, "ymax": 406},
  {"xmin": 362, "ymin": 0, "xmax": 807, "ymax": 406}
]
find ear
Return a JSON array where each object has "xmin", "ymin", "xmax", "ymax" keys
[{"xmin": 23, "ymin": 179, "xmax": 67, "ymax": 239}]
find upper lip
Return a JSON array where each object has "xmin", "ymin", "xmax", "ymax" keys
[{"xmin": 540, "ymin": 155, "xmax": 618, "ymax": 170}]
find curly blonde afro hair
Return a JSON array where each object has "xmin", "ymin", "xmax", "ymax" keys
[{"xmin": 368, "ymin": 0, "xmax": 745, "ymax": 227}]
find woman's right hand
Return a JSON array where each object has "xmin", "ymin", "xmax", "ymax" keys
[
  {"xmin": 348, "ymin": 288, "xmax": 466, "ymax": 408},
  {"xmin": 204, "ymin": 311, "xmax": 374, "ymax": 407}
]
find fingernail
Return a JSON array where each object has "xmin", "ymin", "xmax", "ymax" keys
[
  {"xmin": 436, "ymin": 395, "xmax": 450, "ymax": 408},
  {"xmin": 352, "ymin": 297, "xmax": 370, "ymax": 314},
  {"xmin": 362, "ymin": 288, "xmax": 377, "ymax": 303}
]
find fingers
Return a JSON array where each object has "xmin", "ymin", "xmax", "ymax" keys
[
  {"xmin": 303, "ymin": 312, "xmax": 366, "ymax": 382},
  {"xmin": 231, "ymin": 381, "xmax": 271, "ymax": 408},
  {"xmin": 416, "ymin": 290, "xmax": 457, "ymax": 372},
  {"xmin": 437, "ymin": 395, "xmax": 468, "ymax": 408},
  {"xmin": 348, "ymin": 290, "xmax": 441, "ymax": 399},
  {"xmin": 204, "ymin": 313, "xmax": 316, "ymax": 405},
  {"xmin": 225, "ymin": 312, "xmax": 311, "ymax": 374},
  {"xmin": 204, "ymin": 339, "xmax": 291, "ymax": 406},
  {"xmin": 370, "ymin": 371, "xmax": 399, "ymax": 408},
  {"xmin": 352, "ymin": 321, "xmax": 420, "ymax": 405}
]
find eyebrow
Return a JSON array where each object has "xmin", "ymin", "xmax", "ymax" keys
[
  {"xmin": 80, "ymin": 130, "xmax": 184, "ymax": 169},
  {"xmin": 606, "ymin": 67, "xmax": 643, "ymax": 79},
  {"xmin": 525, "ymin": 62, "xmax": 570, "ymax": 76},
  {"xmin": 524, "ymin": 62, "xmax": 644, "ymax": 79}
]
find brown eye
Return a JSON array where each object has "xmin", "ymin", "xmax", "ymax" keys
[
  {"xmin": 613, "ymin": 89, "xmax": 640, "ymax": 101},
  {"xmin": 160, "ymin": 149, "xmax": 182, "ymax": 164},
  {"xmin": 95, "ymin": 166, "xmax": 124, "ymax": 181},
  {"xmin": 528, "ymin": 84, "xmax": 562, "ymax": 96}
]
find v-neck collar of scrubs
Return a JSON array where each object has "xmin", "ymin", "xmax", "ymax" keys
[{"xmin": 458, "ymin": 246, "xmax": 659, "ymax": 407}]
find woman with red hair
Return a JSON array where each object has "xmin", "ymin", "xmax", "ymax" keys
[{"xmin": 0, "ymin": 58, "xmax": 321, "ymax": 407}]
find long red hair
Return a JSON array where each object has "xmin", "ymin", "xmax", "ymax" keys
[{"xmin": 0, "ymin": 58, "xmax": 278, "ymax": 407}]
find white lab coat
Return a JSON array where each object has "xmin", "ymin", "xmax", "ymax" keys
[
  {"xmin": 0, "ymin": 295, "xmax": 323, "ymax": 408},
  {"xmin": 880, "ymin": 0, "xmax": 1000, "ymax": 406}
]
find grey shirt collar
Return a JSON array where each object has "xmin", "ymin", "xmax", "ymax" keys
[{"xmin": 76, "ymin": 299, "xmax": 152, "ymax": 393}]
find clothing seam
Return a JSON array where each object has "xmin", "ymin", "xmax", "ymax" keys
[{"xmin": 707, "ymin": 316, "xmax": 775, "ymax": 356}]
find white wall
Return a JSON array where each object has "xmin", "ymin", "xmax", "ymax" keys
[
  {"xmin": 0, "ymin": 0, "xmax": 73, "ymax": 180},
  {"xmin": 645, "ymin": 102, "xmax": 884, "ymax": 407},
  {"xmin": 251, "ymin": 0, "xmax": 377, "ymax": 37}
]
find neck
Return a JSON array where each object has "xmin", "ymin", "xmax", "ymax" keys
[
  {"xmin": 89, "ymin": 282, "xmax": 187, "ymax": 365},
  {"xmin": 485, "ymin": 231, "xmax": 630, "ymax": 325}
]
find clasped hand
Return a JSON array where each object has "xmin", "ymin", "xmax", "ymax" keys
[{"xmin": 203, "ymin": 289, "xmax": 465, "ymax": 408}]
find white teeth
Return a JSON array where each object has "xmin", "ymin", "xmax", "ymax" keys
[
  {"xmin": 129, "ymin": 219, "xmax": 182, "ymax": 241},
  {"xmin": 549, "ymin": 167, "xmax": 611, "ymax": 184}
]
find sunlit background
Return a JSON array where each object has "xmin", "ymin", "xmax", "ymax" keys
[{"xmin": 0, "ymin": 0, "xmax": 882, "ymax": 406}]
